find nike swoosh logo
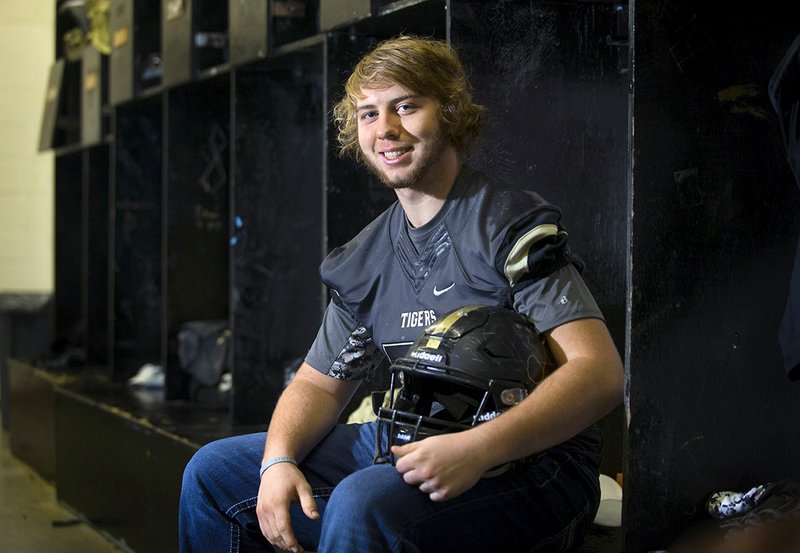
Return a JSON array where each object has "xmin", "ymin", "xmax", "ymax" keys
[{"xmin": 433, "ymin": 282, "xmax": 455, "ymax": 296}]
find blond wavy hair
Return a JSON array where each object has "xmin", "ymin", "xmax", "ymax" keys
[{"xmin": 332, "ymin": 36, "xmax": 485, "ymax": 161}]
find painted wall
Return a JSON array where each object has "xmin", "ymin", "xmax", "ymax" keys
[{"xmin": 0, "ymin": 1, "xmax": 54, "ymax": 292}]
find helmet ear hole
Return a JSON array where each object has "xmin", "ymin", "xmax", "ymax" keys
[{"xmin": 500, "ymin": 387, "xmax": 527, "ymax": 406}]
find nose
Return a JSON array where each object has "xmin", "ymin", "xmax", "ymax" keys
[{"xmin": 376, "ymin": 111, "xmax": 400, "ymax": 140}]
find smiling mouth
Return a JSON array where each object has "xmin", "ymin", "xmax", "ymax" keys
[{"xmin": 382, "ymin": 147, "xmax": 412, "ymax": 160}]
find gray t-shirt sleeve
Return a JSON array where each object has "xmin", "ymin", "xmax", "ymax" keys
[
  {"xmin": 305, "ymin": 299, "xmax": 385, "ymax": 380},
  {"xmin": 512, "ymin": 263, "xmax": 604, "ymax": 333}
]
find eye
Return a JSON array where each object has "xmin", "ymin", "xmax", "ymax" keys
[
  {"xmin": 397, "ymin": 103, "xmax": 417, "ymax": 115},
  {"xmin": 359, "ymin": 110, "xmax": 378, "ymax": 122}
]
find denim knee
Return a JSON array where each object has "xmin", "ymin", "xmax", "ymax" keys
[
  {"xmin": 180, "ymin": 435, "xmax": 267, "ymax": 553},
  {"xmin": 318, "ymin": 464, "xmax": 420, "ymax": 552},
  {"xmin": 327, "ymin": 464, "xmax": 403, "ymax": 511},
  {"xmin": 183, "ymin": 441, "xmax": 222, "ymax": 491}
]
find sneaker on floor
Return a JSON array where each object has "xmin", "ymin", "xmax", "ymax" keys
[{"xmin": 127, "ymin": 363, "xmax": 165, "ymax": 388}]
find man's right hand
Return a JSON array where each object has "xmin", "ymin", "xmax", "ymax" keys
[{"xmin": 256, "ymin": 462, "xmax": 320, "ymax": 553}]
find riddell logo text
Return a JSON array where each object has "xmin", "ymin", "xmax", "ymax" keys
[
  {"xmin": 400, "ymin": 309, "xmax": 437, "ymax": 329},
  {"xmin": 409, "ymin": 350, "xmax": 444, "ymax": 363}
]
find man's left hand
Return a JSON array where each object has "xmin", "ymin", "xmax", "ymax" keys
[{"xmin": 391, "ymin": 432, "xmax": 489, "ymax": 501}]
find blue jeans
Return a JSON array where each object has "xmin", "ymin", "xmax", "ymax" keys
[{"xmin": 179, "ymin": 423, "xmax": 600, "ymax": 553}]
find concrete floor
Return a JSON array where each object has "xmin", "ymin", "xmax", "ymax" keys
[{"xmin": 0, "ymin": 424, "xmax": 124, "ymax": 553}]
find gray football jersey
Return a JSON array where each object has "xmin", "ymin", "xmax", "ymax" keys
[{"xmin": 306, "ymin": 166, "xmax": 603, "ymax": 381}]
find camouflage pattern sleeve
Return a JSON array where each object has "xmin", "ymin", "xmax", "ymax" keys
[{"xmin": 305, "ymin": 300, "xmax": 385, "ymax": 380}]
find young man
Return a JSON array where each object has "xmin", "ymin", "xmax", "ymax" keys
[{"xmin": 179, "ymin": 36, "xmax": 624, "ymax": 553}]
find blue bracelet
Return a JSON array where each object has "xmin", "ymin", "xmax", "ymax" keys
[{"xmin": 259, "ymin": 456, "xmax": 297, "ymax": 478}]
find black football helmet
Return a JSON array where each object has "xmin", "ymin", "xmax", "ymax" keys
[{"xmin": 373, "ymin": 304, "xmax": 553, "ymax": 465}]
